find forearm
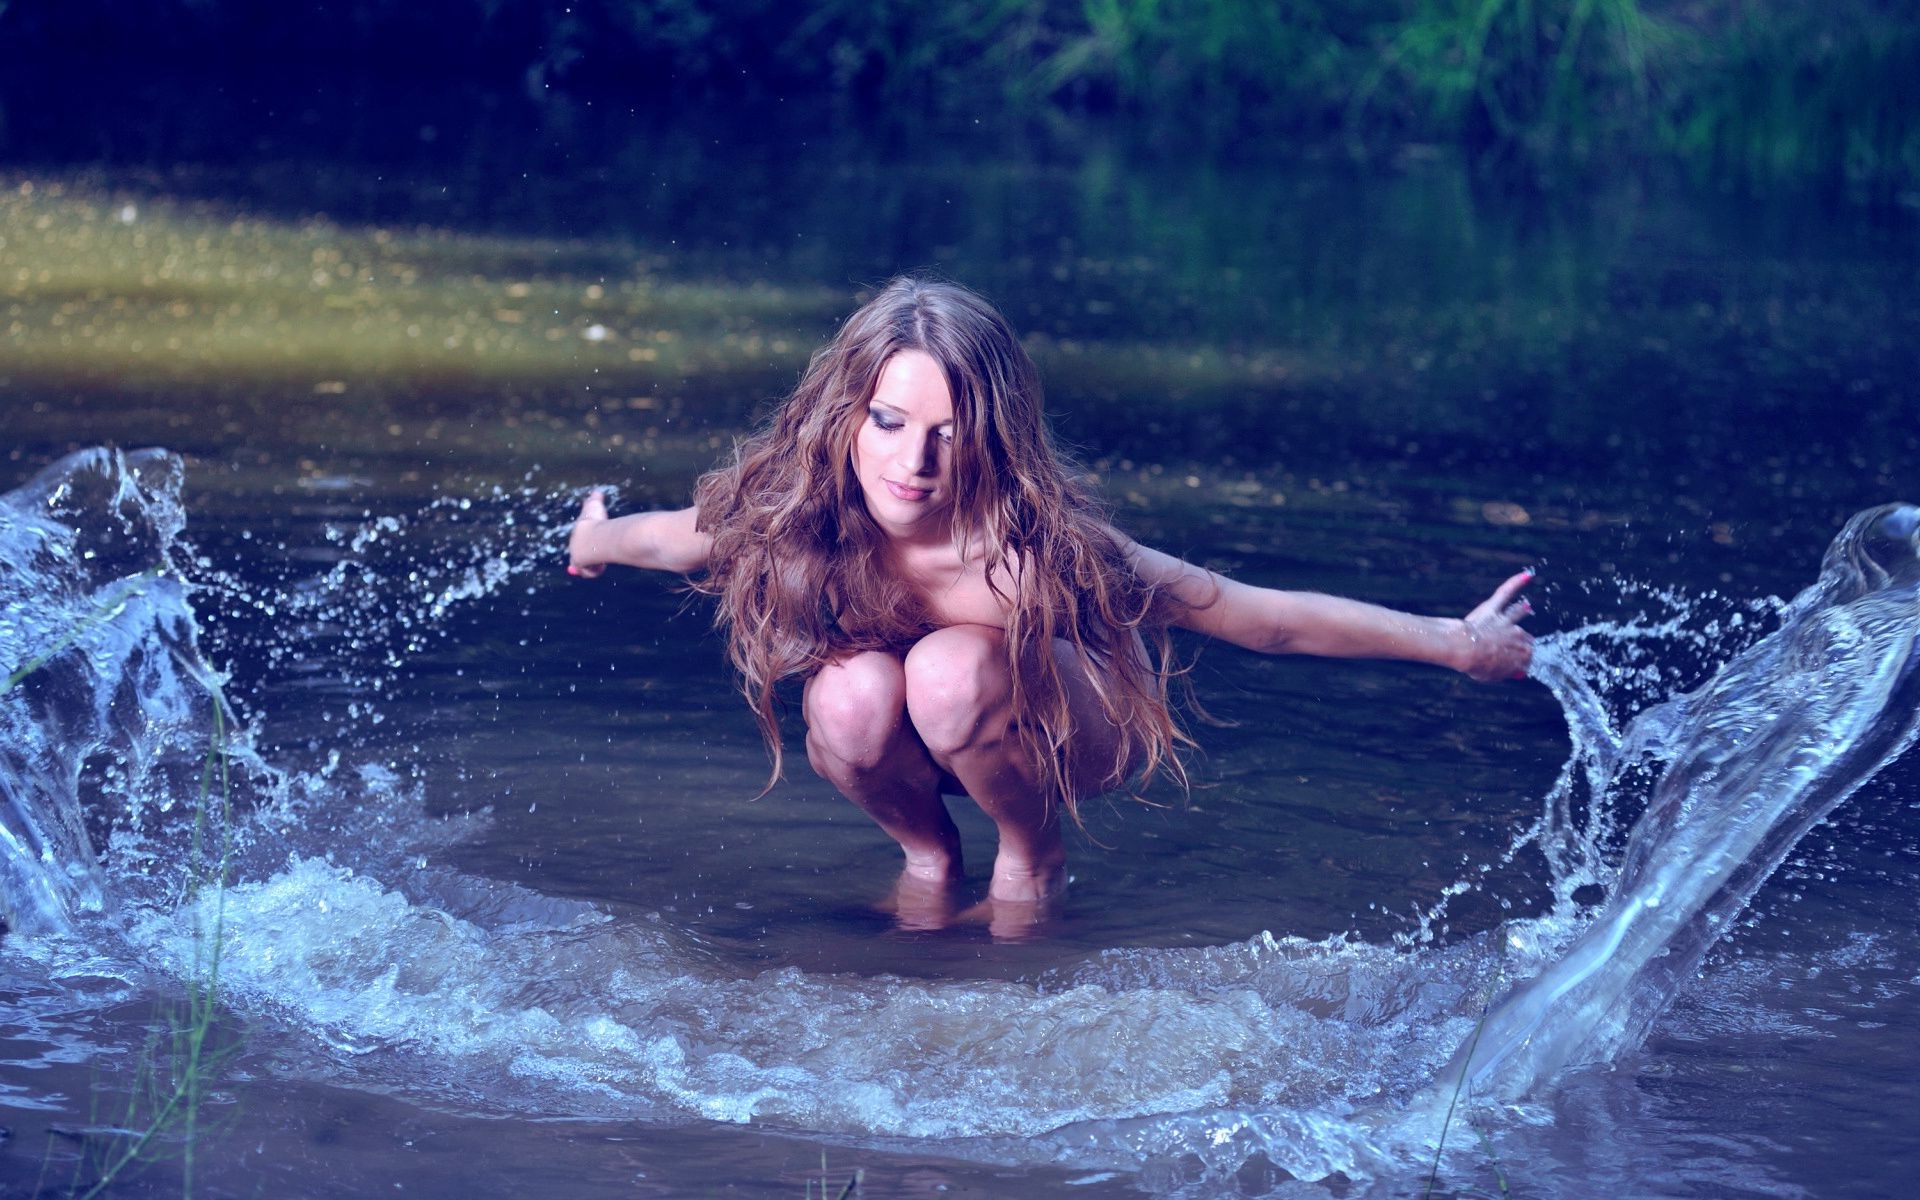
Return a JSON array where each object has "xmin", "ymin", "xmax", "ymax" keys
[
  {"xmin": 1258, "ymin": 591, "xmax": 1470, "ymax": 670},
  {"xmin": 1128, "ymin": 538, "xmax": 1530, "ymax": 680},
  {"xmin": 576, "ymin": 513, "xmax": 650, "ymax": 569},
  {"xmin": 570, "ymin": 504, "xmax": 709, "ymax": 575}
]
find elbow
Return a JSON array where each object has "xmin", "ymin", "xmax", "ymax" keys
[{"xmin": 1254, "ymin": 621, "xmax": 1300, "ymax": 657}]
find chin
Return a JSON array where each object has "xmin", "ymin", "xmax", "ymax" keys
[{"xmin": 870, "ymin": 499, "xmax": 945, "ymax": 535}]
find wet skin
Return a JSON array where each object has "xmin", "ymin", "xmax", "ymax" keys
[
  {"xmin": 810, "ymin": 350, "xmax": 1128, "ymax": 907},
  {"xmin": 567, "ymin": 348, "xmax": 1536, "ymax": 928}
]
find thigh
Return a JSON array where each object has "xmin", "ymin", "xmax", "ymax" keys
[
  {"xmin": 1049, "ymin": 636, "xmax": 1141, "ymax": 798},
  {"xmin": 902, "ymin": 625, "xmax": 1134, "ymax": 800}
]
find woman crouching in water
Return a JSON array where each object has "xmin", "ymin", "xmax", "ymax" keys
[{"xmin": 568, "ymin": 277, "xmax": 1533, "ymax": 918}]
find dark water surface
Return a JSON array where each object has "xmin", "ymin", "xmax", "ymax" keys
[{"xmin": 3, "ymin": 85, "xmax": 1919, "ymax": 1197}]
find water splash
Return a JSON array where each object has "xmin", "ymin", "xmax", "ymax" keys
[
  {"xmin": 1414, "ymin": 502, "xmax": 1920, "ymax": 1113},
  {"xmin": 1, "ymin": 448, "xmax": 220, "ymax": 935},
  {"xmin": 0, "ymin": 447, "xmax": 569, "ymax": 935},
  {"xmin": 4, "ymin": 449, "xmax": 1917, "ymax": 1195}
]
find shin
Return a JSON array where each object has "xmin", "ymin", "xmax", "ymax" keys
[{"xmin": 804, "ymin": 651, "xmax": 962, "ymax": 881}]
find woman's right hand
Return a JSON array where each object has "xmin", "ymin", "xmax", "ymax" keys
[{"xmin": 566, "ymin": 488, "xmax": 610, "ymax": 578}]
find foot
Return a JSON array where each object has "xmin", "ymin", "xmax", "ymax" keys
[
  {"xmin": 958, "ymin": 896, "xmax": 1051, "ymax": 942},
  {"xmin": 985, "ymin": 849, "xmax": 1068, "ymax": 903},
  {"xmin": 899, "ymin": 843, "xmax": 963, "ymax": 886},
  {"xmin": 881, "ymin": 870, "xmax": 967, "ymax": 932},
  {"xmin": 959, "ymin": 884, "xmax": 1063, "ymax": 942}
]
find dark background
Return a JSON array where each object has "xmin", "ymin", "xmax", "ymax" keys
[{"xmin": 2, "ymin": 0, "xmax": 1916, "ymax": 198}]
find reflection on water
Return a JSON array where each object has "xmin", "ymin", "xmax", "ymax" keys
[
  {"xmin": 3, "ymin": 111, "xmax": 1920, "ymax": 1196},
  {"xmin": 5, "ymin": 123, "xmax": 1915, "ymax": 520}
]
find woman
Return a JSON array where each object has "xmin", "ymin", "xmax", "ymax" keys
[{"xmin": 567, "ymin": 277, "xmax": 1532, "ymax": 916}]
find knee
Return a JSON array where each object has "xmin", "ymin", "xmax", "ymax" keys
[
  {"xmin": 904, "ymin": 626, "xmax": 1011, "ymax": 758},
  {"xmin": 805, "ymin": 653, "xmax": 907, "ymax": 774}
]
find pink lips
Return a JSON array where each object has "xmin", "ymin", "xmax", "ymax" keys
[{"xmin": 884, "ymin": 480, "xmax": 932, "ymax": 501}]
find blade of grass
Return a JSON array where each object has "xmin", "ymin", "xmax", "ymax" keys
[{"xmin": 2, "ymin": 567, "xmax": 164, "ymax": 695}]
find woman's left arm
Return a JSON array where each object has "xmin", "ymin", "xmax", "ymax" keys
[{"xmin": 1124, "ymin": 540, "xmax": 1534, "ymax": 682}]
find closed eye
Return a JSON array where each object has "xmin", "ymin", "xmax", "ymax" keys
[{"xmin": 867, "ymin": 407, "xmax": 953, "ymax": 446}]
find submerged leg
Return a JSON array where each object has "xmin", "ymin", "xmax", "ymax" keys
[
  {"xmin": 904, "ymin": 624, "xmax": 1125, "ymax": 902},
  {"xmin": 803, "ymin": 651, "xmax": 963, "ymax": 885}
]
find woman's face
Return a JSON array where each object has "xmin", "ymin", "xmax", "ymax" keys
[{"xmin": 851, "ymin": 349, "xmax": 956, "ymax": 541}]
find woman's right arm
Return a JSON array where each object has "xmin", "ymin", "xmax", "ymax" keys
[{"xmin": 566, "ymin": 489, "xmax": 712, "ymax": 578}]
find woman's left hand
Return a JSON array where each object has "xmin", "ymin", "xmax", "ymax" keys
[
  {"xmin": 566, "ymin": 488, "xmax": 611, "ymax": 579},
  {"xmin": 1459, "ymin": 570, "xmax": 1536, "ymax": 682}
]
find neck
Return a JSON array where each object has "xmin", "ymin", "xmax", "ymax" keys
[{"xmin": 880, "ymin": 517, "xmax": 975, "ymax": 566}]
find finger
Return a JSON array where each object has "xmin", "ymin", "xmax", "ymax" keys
[
  {"xmin": 581, "ymin": 488, "xmax": 608, "ymax": 519},
  {"xmin": 1468, "ymin": 569, "xmax": 1534, "ymax": 623},
  {"xmin": 1502, "ymin": 596, "xmax": 1534, "ymax": 623},
  {"xmin": 1488, "ymin": 568, "xmax": 1534, "ymax": 609}
]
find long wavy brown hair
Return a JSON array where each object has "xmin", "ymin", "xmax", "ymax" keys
[{"xmin": 691, "ymin": 276, "xmax": 1193, "ymax": 821}]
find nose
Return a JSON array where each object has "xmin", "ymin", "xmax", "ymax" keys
[{"xmin": 898, "ymin": 431, "xmax": 939, "ymax": 479}]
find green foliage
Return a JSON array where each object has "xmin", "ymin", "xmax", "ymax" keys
[
  {"xmin": 561, "ymin": 0, "xmax": 1918, "ymax": 192},
  {"xmin": 1033, "ymin": 0, "xmax": 1346, "ymax": 121},
  {"xmin": 1663, "ymin": 2, "xmax": 1920, "ymax": 198},
  {"xmin": 1374, "ymin": 0, "xmax": 1659, "ymax": 159},
  {"xmin": 1352, "ymin": 0, "xmax": 1920, "ymax": 195},
  {"xmin": 1, "ymin": 0, "xmax": 1915, "ymax": 192}
]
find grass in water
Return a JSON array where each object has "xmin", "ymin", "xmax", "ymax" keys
[
  {"xmin": 1471, "ymin": 1119, "xmax": 1512, "ymax": 1198},
  {"xmin": 803, "ymin": 1151, "xmax": 863, "ymax": 1199},
  {"xmin": 7, "ymin": 570, "xmax": 239, "ymax": 1198},
  {"xmin": 1423, "ymin": 959, "xmax": 1509, "ymax": 1200},
  {"xmin": 1, "ymin": 567, "xmax": 163, "ymax": 694}
]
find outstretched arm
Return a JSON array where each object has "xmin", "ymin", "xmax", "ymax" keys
[
  {"xmin": 566, "ymin": 489, "xmax": 712, "ymax": 578},
  {"xmin": 1124, "ymin": 540, "xmax": 1534, "ymax": 681}
]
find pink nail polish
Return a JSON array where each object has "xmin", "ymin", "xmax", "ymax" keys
[{"xmin": 566, "ymin": 565, "xmax": 579, "ymax": 576}]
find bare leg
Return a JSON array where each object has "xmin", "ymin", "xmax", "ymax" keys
[
  {"xmin": 904, "ymin": 625, "xmax": 1127, "ymax": 903},
  {"xmin": 804, "ymin": 651, "xmax": 963, "ymax": 884}
]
